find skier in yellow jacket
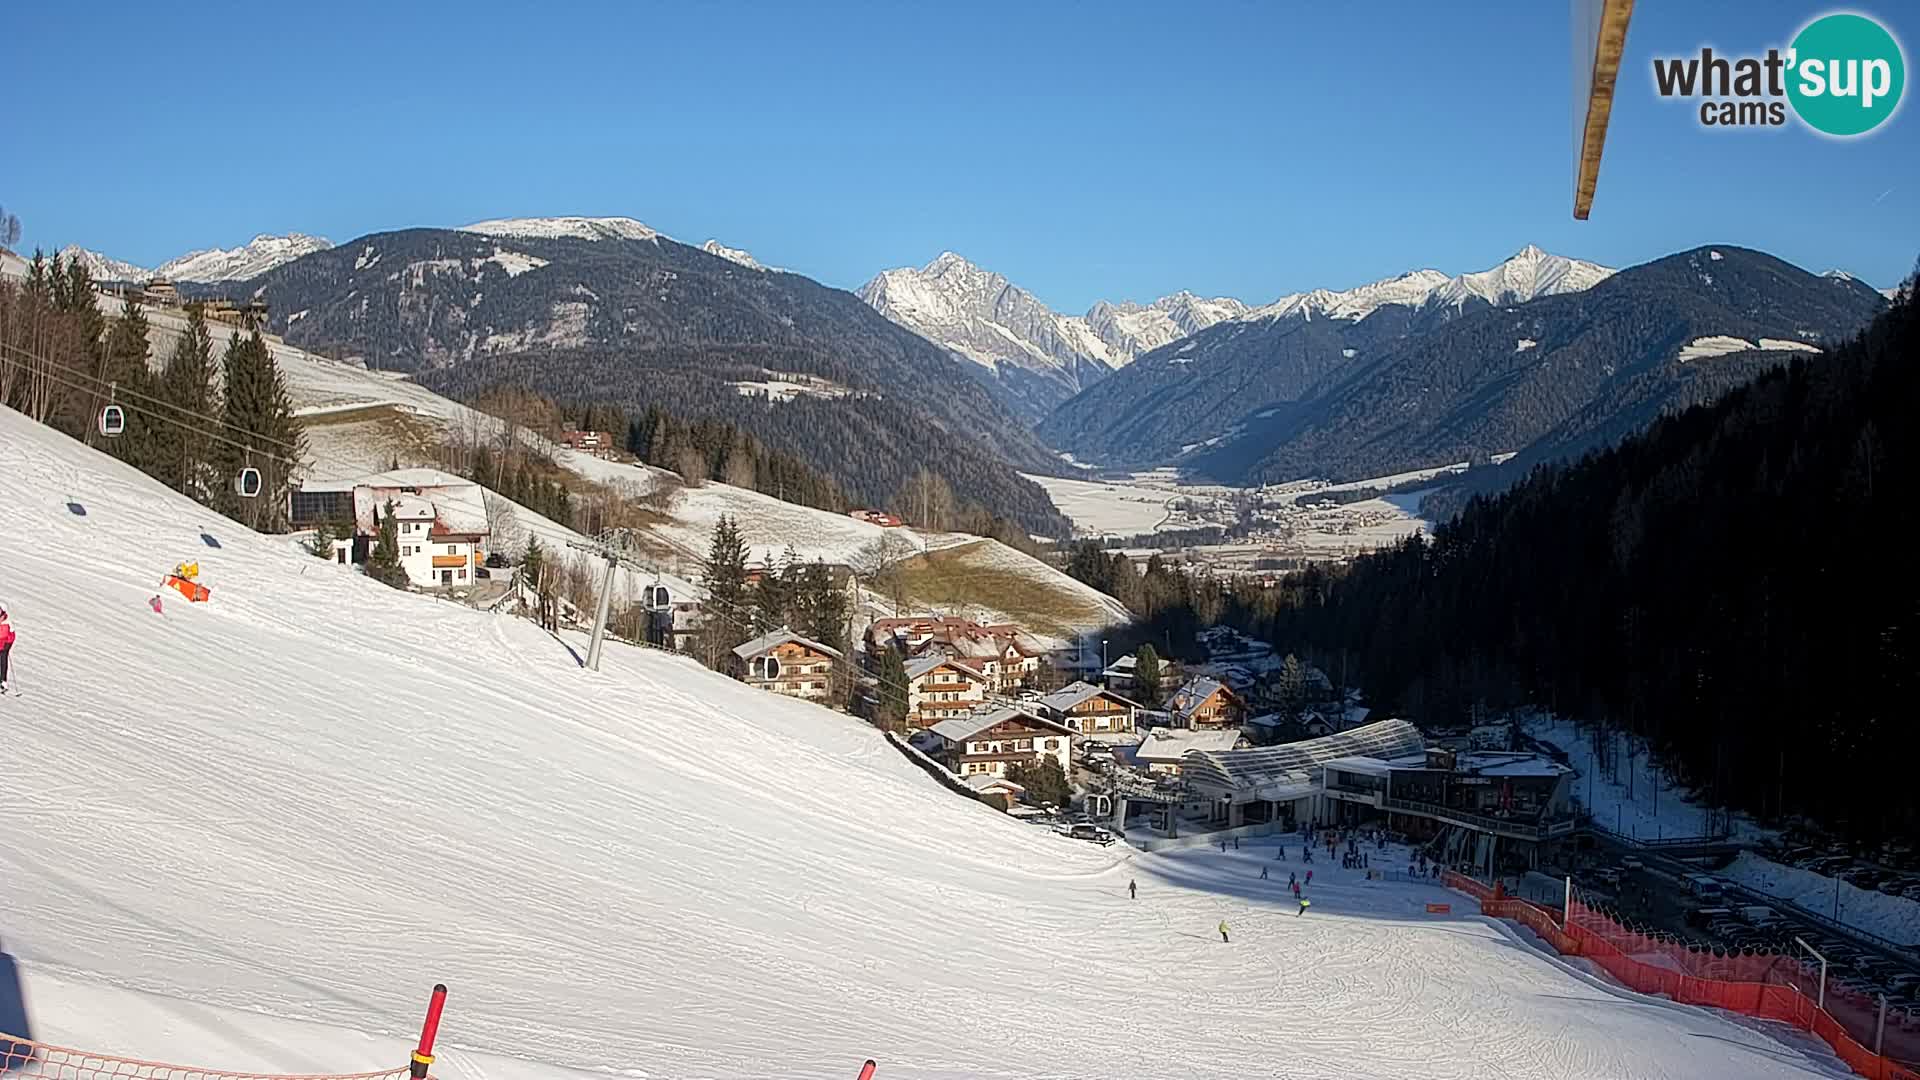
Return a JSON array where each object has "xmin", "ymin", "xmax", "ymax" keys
[{"xmin": 1218, "ymin": 920, "xmax": 1230, "ymax": 943}]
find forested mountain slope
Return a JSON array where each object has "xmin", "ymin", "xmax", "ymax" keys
[
  {"xmin": 1241, "ymin": 273, "xmax": 1917, "ymax": 838},
  {"xmin": 1044, "ymin": 247, "xmax": 1884, "ymax": 487},
  {"xmin": 222, "ymin": 226, "xmax": 1071, "ymax": 534}
]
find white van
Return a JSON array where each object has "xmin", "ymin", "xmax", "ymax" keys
[{"xmin": 1683, "ymin": 873, "xmax": 1726, "ymax": 901}]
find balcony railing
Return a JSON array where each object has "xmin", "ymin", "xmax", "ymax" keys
[{"xmin": 1381, "ymin": 796, "xmax": 1573, "ymax": 840}]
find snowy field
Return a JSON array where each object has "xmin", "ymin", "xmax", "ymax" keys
[
  {"xmin": 1720, "ymin": 853, "xmax": 1920, "ymax": 947},
  {"xmin": 0, "ymin": 405, "xmax": 1850, "ymax": 1079},
  {"xmin": 1021, "ymin": 473, "xmax": 1175, "ymax": 536}
]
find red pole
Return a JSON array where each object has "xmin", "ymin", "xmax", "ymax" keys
[
  {"xmin": 856, "ymin": 1061, "xmax": 877, "ymax": 1080},
  {"xmin": 411, "ymin": 984, "xmax": 448, "ymax": 1079}
]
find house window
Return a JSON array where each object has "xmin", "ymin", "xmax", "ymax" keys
[
  {"xmin": 457, "ymin": 569, "xmax": 466, "ymax": 580},
  {"xmin": 1016, "ymin": 739, "xmax": 1032, "ymax": 751},
  {"xmin": 446, "ymin": 545, "xmax": 457, "ymax": 555}
]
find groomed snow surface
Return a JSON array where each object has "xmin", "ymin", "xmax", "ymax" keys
[{"xmin": 0, "ymin": 406, "xmax": 1853, "ymax": 1079}]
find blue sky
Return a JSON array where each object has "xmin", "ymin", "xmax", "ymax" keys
[{"xmin": 5, "ymin": 0, "xmax": 1914, "ymax": 309}]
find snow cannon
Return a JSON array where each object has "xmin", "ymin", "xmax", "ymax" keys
[{"xmin": 163, "ymin": 572, "xmax": 211, "ymax": 603}]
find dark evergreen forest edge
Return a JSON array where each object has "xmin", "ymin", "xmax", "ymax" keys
[{"xmin": 1066, "ymin": 268, "xmax": 1918, "ymax": 843}]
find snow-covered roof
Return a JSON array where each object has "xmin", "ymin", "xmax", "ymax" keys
[
  {"xmin": 1168, "ymin": 677, "xmax": 1234, "ymax": 722},
  {"xmin": 927, "ymin": 707, "xmax": 1068, "ymax": 744},
  {"xmin": 904, "ymin": 655, "xmax": 986, "ymax": 682},
  {"xmin": 732, "ymin": 628, "xmax": 843, "ymax": 661},
  {"xmin": 383, "ymin": 497, "xmax": 435, "ymax": 521},
  {"xmin": 1037, "ymin": 681, "xmax": 1140, "ymax": 714},
  {"xmin": 1130, "ymin": 727, "xmax": 1243, "ymax": 764},
  {"xmin": 963, "ymin": 773, "xmax": 1024, "ymax": 794}
]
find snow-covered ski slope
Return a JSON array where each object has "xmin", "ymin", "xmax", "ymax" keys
[{"xmin": 0, "ymin": 408, "xmax": 1844, "ymax": 1079}]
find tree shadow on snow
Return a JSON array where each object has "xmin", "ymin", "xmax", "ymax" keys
[{"xmin": 0, "ymin": 938, "xmax": 34, "ymax": 1072}]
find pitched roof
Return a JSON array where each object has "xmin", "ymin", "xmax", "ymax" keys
[
  {"xmin": 926, "ymin": 706, "xmax": 1071, "ymax": 744},
  {"xmin": 1130, "ymin": 727, "xmax": 1244, "ymax": 764},
  {"xmin": 904, "ymin": 655, "xmax": 986, "ymax": 682},
  {"xmin": 1038, "ymin": 681, "xmax": 1141, "ymax": 714},
  {"xmin": 731, "ymin": 627, "xmax": 844, "ymax": 661},
  {"xmin": 1169, "ymin": 676, "xmax": 1235, "ymax": 721}
]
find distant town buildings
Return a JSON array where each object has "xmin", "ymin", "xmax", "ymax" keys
[{"xmin": 732, "ymin": 628, "xmax": 843, "ymax": 701}]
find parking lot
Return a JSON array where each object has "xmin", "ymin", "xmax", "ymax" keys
[{"xmin": 1543, "ymin": 834, "xmax": 1920, "ymax": 1064}]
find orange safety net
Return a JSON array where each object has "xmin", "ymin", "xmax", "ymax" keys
[
  {"xmin": 1558, "ymin": 888, "xmax": 1918, "ymax": 1080},
  {"xmin": 0, "ymin": 1033, "xmax": 420, "ymax": 1080}
]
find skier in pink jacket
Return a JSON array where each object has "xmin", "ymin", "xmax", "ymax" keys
[{"xmin": 0, "ymin": 606, "xmax": 14, "ymax": 692}]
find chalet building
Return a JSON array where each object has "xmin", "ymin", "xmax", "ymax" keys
[
  {"xmin": 914, "ymin": 707, "xmax": 1075, "ymax": 781},
  {"xmin": 867, "ymin": 615, "xmax": 1045, "ymax": 691},
  {"xmin": 330, "ymin": 469, "xmax": 492, "ymax": 590},
  {"xmin": 1036, "ymin": 681, "xmax": 1141, "ymax": 737},
  {"xmin": 904, "ymin": 656, "xmax": 989, "ymax": 728},
  {"xmin": 1167, "ymin": 676, "xmax": 1245, "ymax": 730},
  {"xmin": 848, "ymin": 509, "xmax": 904, "ymax": 527},
  {"xmin": 1100, "ymin": 653, "xmax": 1173, "ymax": 697},
  {"xmin": 559, "ymin": 430, "xmax": 617, "ymax": 457},
  {"xmin": 731, "ymin": 628, "xmax": 842, "ymax": 701}
]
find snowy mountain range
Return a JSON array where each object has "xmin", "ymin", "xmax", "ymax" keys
[
  {"xmin": 858, "ymin": 246, "xmax": 1613, "ymax": 421},
  {"xmin": 856, "ymin": 252, "xmax": 1247, "ymax": 420},
  {"xmin": 458, "ymin": 215, "xmax": 662, "ymax": 243},
  {"xmin": 56, "ymin": 233, "xmax": 333, "ymax": 283},
  {"xmin": 1245, "ymin": 245, "xmax": 1615, "ymax": 323}
]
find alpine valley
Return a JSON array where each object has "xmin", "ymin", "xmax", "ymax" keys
[{"xmin": 53, "ymin": 219, "xmax": 1895, "ymax": 531}]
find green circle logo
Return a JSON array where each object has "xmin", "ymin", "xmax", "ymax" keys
[{"xmin": 1788, "ymin": 13, "xmax": 1906, "ymax": 136}]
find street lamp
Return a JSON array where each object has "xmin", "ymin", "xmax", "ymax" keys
[{"xmin": 1795, "ymin": 936, "xmax": 1828, "ymax": 1010}]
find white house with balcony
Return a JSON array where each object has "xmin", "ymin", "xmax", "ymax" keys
[
  {"xmin": 912, "ymin": 707, "xmax": 1075, "ymax": 781},
  {"xmin": 904, "ymin": 655, "xmax": 989, "ymax": 728}
]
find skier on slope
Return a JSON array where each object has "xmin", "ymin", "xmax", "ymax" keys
[
  {"xmin": 0, "ymin": 606, "xmax": 14, "ymax": 693},
  {"xmin": 1129, "ymin": 879, "xmax": 1137, "ymax": 900},
  {"xmin": 1297, "ymin": 897, "xmax": 1311, "ymax": 917},
  {"xmin": 1306, "ymin": 869, "xmax": 1313, "ymax": 886},
  {"xmin": 1260, "ymin": 865, "xmax": 1269, "ymax": 880},
  {"xmin": 1218, "ymin": 920, "xmax": 1230, "ymax": 943}
]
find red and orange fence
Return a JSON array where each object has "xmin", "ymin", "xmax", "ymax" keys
[{"xmin": 1439, "ymin": 870, "xmax": 1920, "ymax": 1080}]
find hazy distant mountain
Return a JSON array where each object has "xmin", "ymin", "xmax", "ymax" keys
[
  {"xmin": 1039, "ymin": 245, "xmax": 1616, "ymax": 467},
  {"xmin": 158, "ymin": 234, "xmax": 332, "ymax": 282},
  {"xmin": 858, "ymin": 252, "xmax": 1246, "ymax": 421},
  {"xmin": 58, "ymin": 245, "xmax": 148, "ymax": 283}
]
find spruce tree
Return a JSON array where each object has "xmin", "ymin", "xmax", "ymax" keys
[
  {"xmin": 100, "ymin": 297, "xmax": 154, "ymax": 470},
  {"xmin": 216, "ymin": 329, "xmax": 305, "ymax": 532},
  {"xmin": 366, "ymin": 501, "xmax": 408, "ymax": 588},
  {"xmin": 1134, "ymin": 643, "xmax": 1163, "ymax": 704},
  {"xmin": 1277, "ymin": 653, "xmax": 1307, "ymax": 718},
  {"xmin": 701, "ymin": 514, "xmax": 752, "ymax": 667},
  {"xmin": 875, "ymin": 641, "xmax": 911, "ymax": 731},
  {"xmin": 152, "ymin": 303, "xmax": 217, "ymax": 498}
]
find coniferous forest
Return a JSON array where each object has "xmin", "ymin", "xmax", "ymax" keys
[{"xmin": 1080, "ymin": 274, "xmax": 1917, "ymax": 841}]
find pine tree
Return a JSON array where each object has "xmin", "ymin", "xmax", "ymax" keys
[
  {"xmin": 701, "ymin": 514, "xmax": 752, "ymax": 668},
  {"xmin": 366, "ymin": 500, "xmax": 408, "ymax": 588},
  {"xmin": 308, "ymin": 520, "xmax": 337, "ymax": 559},
  {"xmin": 100, "ymin": 297, "xmax": 154, "ymax": 470},
  {"xmin": 875, "ymin": 641, "xmax": 910, "ymax": 731},
  {"xmin": 214, "ymin": 329, "xmax": 304, "ymax": 531},
  {"xmin": 750, "ymin": 547, "xmax": 795, "ymax": 633},
  {"xmin": 1134, "ymin": 643, "xmax": 1163, "ymax": 704},
  {"xmin": 1277, "ymin": 653, "xmax": 1308, "ymax": 718},
  {"xmin": 1006, "ymin": 756, "xmax": 1072, "ymax": 808},
  {"xmin": 152, "ymin": 303, "xmax": 217, "ymax": 498}
]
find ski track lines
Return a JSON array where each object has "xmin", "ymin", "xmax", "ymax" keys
[{"xmin": 0, "ymin": 405, "xmax": 1841, "ymax": 1079}]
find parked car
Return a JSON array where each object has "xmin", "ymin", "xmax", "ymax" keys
[
  {"xmin": 1621, "ymin": 856, "xmax": 1646, "ymax": 872},
  {"xmin": 1688, "ymin": 906, "xmax": 1735, "ymax": 929},
  {"xmin": 1062, "ymin": 823, "xmax": 1115, "ymax": 846}
]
